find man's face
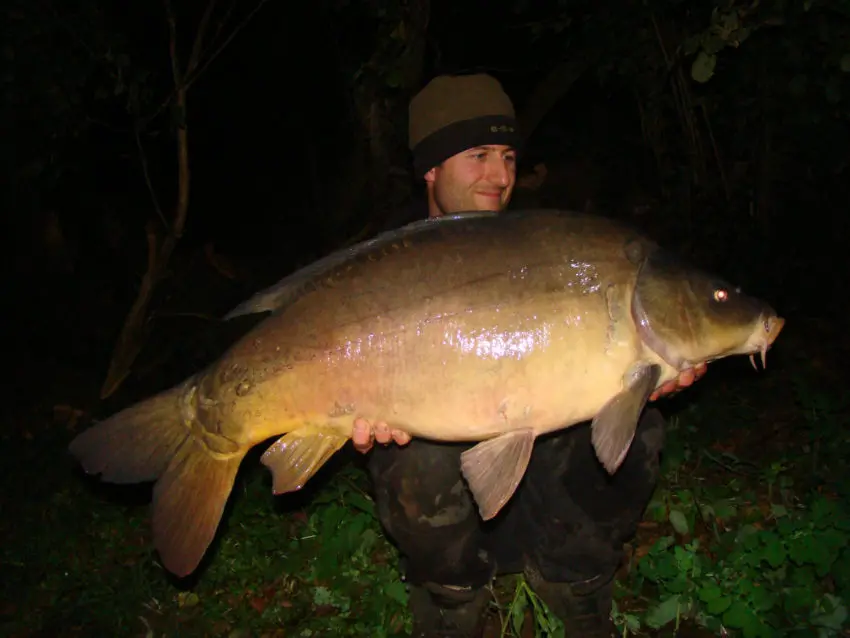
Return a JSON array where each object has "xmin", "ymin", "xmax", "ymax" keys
[{"xmin": 424, "ymin": 144, "xmax": 517, "ymax": 217}]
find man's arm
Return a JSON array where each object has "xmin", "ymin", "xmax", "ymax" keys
[{"xmin": 350, "ymin": 363, "xmax": 708, "ymax": 454}]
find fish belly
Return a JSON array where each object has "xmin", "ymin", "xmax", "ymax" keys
[{"xmin": 229, "ymin": 292, "xmax": 643, "ymax": 445}]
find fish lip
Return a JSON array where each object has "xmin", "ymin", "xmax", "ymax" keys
[
  {"xmin": 746, "ymin": 313, "xmax": 785, "ymax": 370},
  {"xmin": 765, "ymin": 315, "xmax": 785, "ymax": 346}
]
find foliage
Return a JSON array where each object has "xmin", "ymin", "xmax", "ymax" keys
[{"xmin": 607, "ymin": 372, "xmax": 850, "ymax": 637}]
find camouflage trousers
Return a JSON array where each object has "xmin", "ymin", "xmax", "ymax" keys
[{"xmin": 367, "ymin": 409, "xmax": 665, "ymax": 592}]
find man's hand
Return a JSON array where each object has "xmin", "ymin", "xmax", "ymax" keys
[
  {"xmin": 352, "ymin": 417, "xmax": 412, "ymax": 454},
  {"xmin": 648, "ymin": 363, "xmax": 708, "ymax": 402}
]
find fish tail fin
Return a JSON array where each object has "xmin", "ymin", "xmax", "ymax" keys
[
  {"xmin": 152, "ymin": 438, "xmax": 243, "ymax": 577},
  {"xmin": 69, "ymin": 380, "xmax": 194, "ymax": 484},
  {"xmin": 68, "ymin": 377, "xmax": 245, "ymax": 577}
]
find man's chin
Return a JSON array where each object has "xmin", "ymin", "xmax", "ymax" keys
[{"xmin": 472, "ymin": 196, "xmax": 505, "ymax": 211}]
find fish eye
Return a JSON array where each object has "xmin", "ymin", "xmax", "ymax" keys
[{"xmin": 713, "ymin": 288, "xmax": 729, "ymax": 302}]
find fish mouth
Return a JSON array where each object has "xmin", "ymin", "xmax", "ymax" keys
[{"xmin": 748, "ymin": 314, "xmax": 785, "ymax": 371}]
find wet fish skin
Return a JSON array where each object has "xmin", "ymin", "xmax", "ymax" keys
[{"xmin": 69, "ymin": 209, "xmax": 783, "ymax": 578}]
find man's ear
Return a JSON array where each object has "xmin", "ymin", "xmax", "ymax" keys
[{"xmin": 423, "ymin": 167, "xmax": 437, "ymax": 184}]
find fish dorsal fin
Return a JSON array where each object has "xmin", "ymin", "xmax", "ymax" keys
[
  {"xmin": 460, "ymin": 428, "xmax": 535, "ymax": 521},
  {"xmin": 223, "ymin": 211, "xmax": 501, "ymax": 319}
]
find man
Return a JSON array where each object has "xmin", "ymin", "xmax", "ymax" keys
[{"xmin": 350, "ymin": 73, "xmax": 706, "ymax": 637}]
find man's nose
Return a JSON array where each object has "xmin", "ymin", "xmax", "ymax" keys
[{"xmin": 485, "ymin": 157, "xmax": 512, "ymax": 187}]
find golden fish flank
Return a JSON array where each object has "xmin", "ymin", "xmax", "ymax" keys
[{"xmin": 68, "ymin": 209, "xmax": 784, "ymax": 578}]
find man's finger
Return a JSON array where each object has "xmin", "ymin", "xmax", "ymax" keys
[
  {"xmin": 677, "ymin": 368, "xmax": 696, "ymax": 387},
  {"xmin": 373, "ymin": 421, "xmax": 393, "ymax": 445},
  {"xmin": 392, "ymin": 429, "xmax": 412, "ymax": 446},
  {"xmin": 352, "ymin": 418, "xmax": 374, "ymax": 454}
]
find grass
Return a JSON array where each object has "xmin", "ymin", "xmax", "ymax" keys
[{"xmin": 2, "ymin": 322, "xmax": 849, "ymax": 637}]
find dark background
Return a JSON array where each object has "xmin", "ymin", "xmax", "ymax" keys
[
  {"xmin": 5, "ymin": 0, "xmax": 849, "ymax": 493},
  {"xmin": 6, "ymin": 0, "xmax": 848, "ymax": 465}
]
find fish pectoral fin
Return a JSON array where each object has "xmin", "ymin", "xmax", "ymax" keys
[
  {"xmin": 460, "ymin": 428, "xmax": 535, "ymax": 522},
  {"xmin": 591, "ymin": 363, "xmax": 662, "ymax": 475},
  {"xmin": 260, "ymin": 428, "xmax": 348, "ymax": 494}
]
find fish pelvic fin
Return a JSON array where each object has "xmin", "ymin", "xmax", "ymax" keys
[
  {"xmin": 260, "ymin": 428, "xmax": 349, "ymax": 494},
  {"xmin": 68, "ymin": 377, "xmax": 247, "ymax": 577},
  {"xmin": 591, "ymin": 363, "xmax": 661, "ymax": 474},
  {"xmin": 460, "ymin": 428, "xmax": 535, "ymax": 521}
]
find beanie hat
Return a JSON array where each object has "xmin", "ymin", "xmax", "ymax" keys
[{"xmin": 408, "ymin": 73, "xmax": 522, "ymax": 178}]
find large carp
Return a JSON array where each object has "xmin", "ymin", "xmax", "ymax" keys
[{"xmin": 69, "ymin": 209, "xmax": 784, "ymax": 577}]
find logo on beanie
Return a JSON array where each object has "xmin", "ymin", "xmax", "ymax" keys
[{"xmin": 490, "ymin": 124, "xmax": 515, "ymax": 134}]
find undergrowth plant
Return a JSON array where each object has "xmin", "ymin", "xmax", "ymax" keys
[{"xmin": 609, "ymin": 376, "xmax": 850, "ymax": 637}]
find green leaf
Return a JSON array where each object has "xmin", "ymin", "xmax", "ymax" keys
[
  {"xmin": 683, "ymin": 34, "xmax": 703, "ymax": 56},
  {"xmin": 763, "ymin": 535, "xmax": 787, "ymax": 568},
  {"xmin": 811, "ymin": 593, "xmax": 848, "ymax": 629},
  {"xmin": 346, "ymin": 492, "xmax": 375, "ymax": 517},
  {"xmin": 785, "ymin": 586, "xmax": 816, "ymax": 614},
  {"xmin": 714, "ymin": 500, "xmax": 738, "ymax": 520},
  {"xmin": 750, "ymin": 586, "xmax": 776, "ymax": 612},
  {"xmin": 691, "ymin": 51, "xmax": 717, "ymax": 83},
  {"xmin": 707, "ymin": 595, "xmax": 733, "ymax": 615},
  {"xmin": 703, "ymin": 34, "xmax": 727, "ymax": 55},
  {"xmin": 723, "ymin": 601, "xmax": 759, "ymax": 632},
  {"xmin": 792, "ymin": 565, "xmax": 816, "ymax": 587},
  {"xmin": 510, "ymin": 593, "xmax": 527, "ymax": 636},
  {"xmin": 384, "ymin": 581, "xmax": 408, "ymax": 606},
  {"xmin": 313, "ymin": 586, "xmax": 334, "ymax": 606},
  {"xmin": 699, "ymin": 583, "xmax": 723, "ymax": 602},
  {"xmin": 743, "ymin": 531, "xmax": 761, "ymax": 551},
  {"xmin": 669, "ymin": 509, "xmax": 690, "ymax": 535},
  {"xmin": 665, "ymin": 574, "xmax": 688, "ymax": 594},
  {"xmin": 644, "ymin": 595, "xmax": 681, "ymax": 629},
  {"xmin": 770, "ymin": 504, "xmax": 788, "ymax": 518}
]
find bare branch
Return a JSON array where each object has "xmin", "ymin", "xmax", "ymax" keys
[
  {"xmin": 135, "ymin": 121, "xmax": 168, "ymax": 229},
  {"xmin": 211, "ymin": 0, "xmax": 239, "ymax": 57},
  {"xmin": 101, "ymin": 0, "xmax": 270, "ymax": 398},
  {"xmin": 140, "ymin": 0, "xmax": 269, "ymax": 127},
  {"xmin": 188, "ymin": 0, "xmax": 218, "ymax": 76},
  {"xmin": 183, "ymin": 0, "xmax": 271, "ymax": 94},
  {"xmin": 165, "ymin": 0, "xmax": 183, "ymax": 88}
]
